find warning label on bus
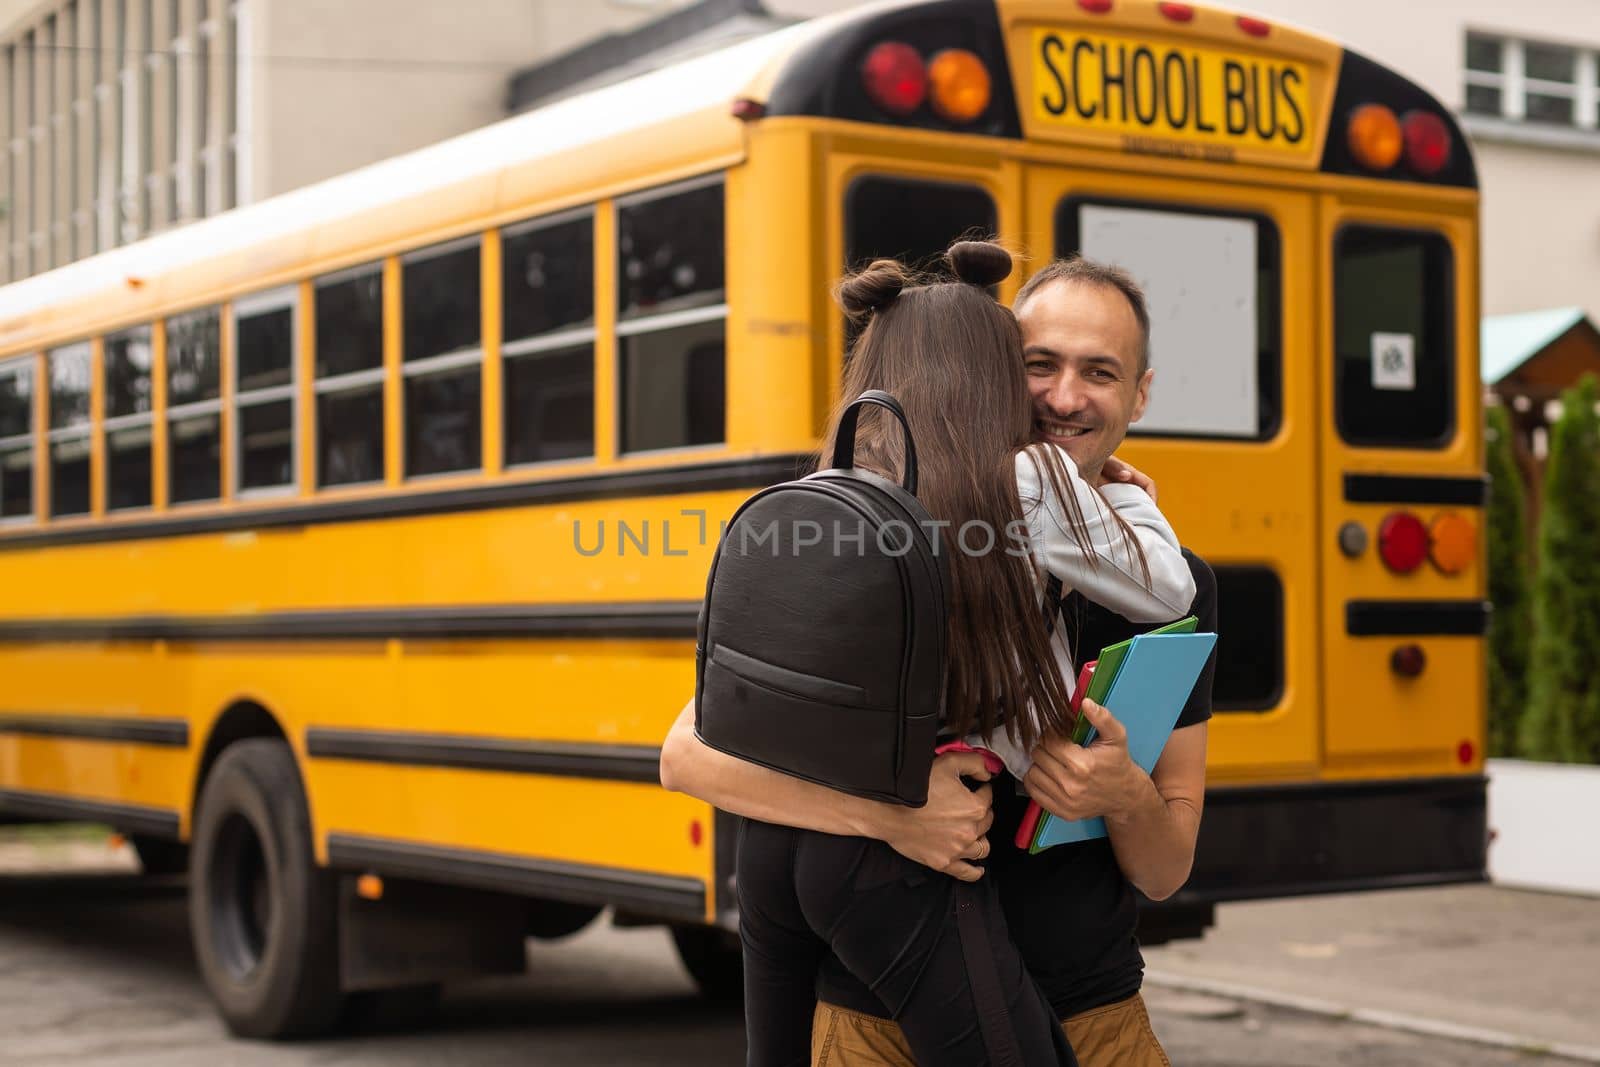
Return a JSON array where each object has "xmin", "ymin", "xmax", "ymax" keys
[{"xmin": 1028, "ymin": 28, "xmax": 1320, "ymax": 165}]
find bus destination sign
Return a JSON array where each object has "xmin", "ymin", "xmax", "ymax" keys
[{"xmin": 1027, "ymin": 28, "xmax": 1320, "ymax": 166}]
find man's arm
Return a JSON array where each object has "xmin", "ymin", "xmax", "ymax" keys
[
  {"xmin": 1022, "ymin": 702, "xmax": 1207, "ymax": 901},
  {"xmin": 660, "ymin": 700, "xmax": 996, "ymax": 881}
]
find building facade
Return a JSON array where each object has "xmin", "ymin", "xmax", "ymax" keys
[{"xmin": 0, "ymin": 0, "xmax": 540, "ymax": 284}]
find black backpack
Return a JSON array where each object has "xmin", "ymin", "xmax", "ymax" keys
[{"xmin": 694, "ymin": 391, "xmax": 950, "ymax": 806}]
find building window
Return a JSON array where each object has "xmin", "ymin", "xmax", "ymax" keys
[
  {"xmin": 105, "ymin": 324, "xmax": 154, "ymax": 509},
  {"xmin": 402, "ymin": 237, "xmax": 481, "ymax": 477},
  {"xmin": 1465, "ymin": 32, "xmax": 1600, "ymax": 129},
  {"xmin": 233, "ymin": 286, "xmax": 295, "ymax": 495},
  {"xmin": 616, "ymin": 180, "xmax": 726, "ymax": 454},
  {"xmin": 502, "ymin": 211, "xmax": 595, "ymax": 466},
  {"xmin": 48, "ymin": 342, "xmax": 93, "ymax": 516},
  {"xmin": 314, "ymin": 264, "xmax": 384, "ymax": 488},
  {"xmin": 166, "ymin": 305, "xmax": 221, "ymax": 503},
  {"xmin": 0, "ymin": 359, "xmax": 35, "ymax": 520}
]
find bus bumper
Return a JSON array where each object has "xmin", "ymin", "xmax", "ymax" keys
[{"xmin": 1179, "ymin": 775, "xmax": 1488, "ymax": 904}]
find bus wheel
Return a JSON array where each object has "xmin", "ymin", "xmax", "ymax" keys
[
  {"xmin": 189, "ymin": 739, "xmax": 341, "ymax": 1039},
  {"xmin": 130, "ymin": 834, "xmax": 188, "ymax": 876},
  {"xmin": 671, "ymin": 924, "xmax": 743, "ymax": 1004}
]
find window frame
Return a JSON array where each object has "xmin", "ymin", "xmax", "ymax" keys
[
  {"xmin": 312, "ymin": 261, "xmax": 386, "ymax": 490},
  {"xmin": 1464, "ymin": 32, "xmax": 1600, "ymax": 130},
  {"xmin": 500, "ymin": 205, "xmax": 598, "ymax": 470},
  {"xmin": 45, "ymin": 340, "xmax": 93, "ymax": 519},
  {"xmin": 1055, "ymin": 194, "xmax": 1285, "ymax": 444},
  {"xmin": 0, "ymin": 355, "xmax": 37, "ymax": 523},
  {"xmin": 103, "ymin": 322, "xmax": 155, "ymax": 512},
  {"xmin": 231, "ymin": 284, "xmax": 299, "ymax": 500},
  {"xmin": 614, "ymin": 174, "xmax": 729, "ymax": 457},
  {"xmin": 164, "ymin": 302, "xmax": 223, "ymax": 507},
  {"xmin": 400, "ymin": 232, "xmax": 484, "ymax": 480},
  {"xmin": 1331, "ymin": 222, "xmax": 1458, "ymax": 451}
]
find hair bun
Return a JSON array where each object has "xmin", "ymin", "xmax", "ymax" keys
[
  {"xmin": 946, "ymin": 241, "xmax": 1013, "ymax": 288},
  {"xmin": 837, "ymin": 259, "xmax": 908, "ymax": 322}
]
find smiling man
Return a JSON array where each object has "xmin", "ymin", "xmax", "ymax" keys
[{"xmin": 1016, "ymin": 257, "xmax": 1153, "ymax": 487}]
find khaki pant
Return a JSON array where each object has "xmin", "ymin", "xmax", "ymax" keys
[{"xmin": 811, "ymin": 992, "xmax": 1172, "ymax": 1067}]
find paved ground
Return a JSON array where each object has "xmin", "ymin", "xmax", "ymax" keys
[
  {"xmin": 3, "ymin": 829, "xmax": 1596, "ymax": 1065},
  {"xmin": 1143, "ymin": 882, "xmax": 1600, "ymax": 1060}
]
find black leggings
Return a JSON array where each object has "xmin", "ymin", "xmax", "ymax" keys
[{"xmin": 737, "ymin": 818, "xmax": 1076, "ymax": 1067}]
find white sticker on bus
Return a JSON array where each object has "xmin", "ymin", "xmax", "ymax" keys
[{"xmin": 1371, "ymin": 332, "xmax": 1416, "ymax": 391}]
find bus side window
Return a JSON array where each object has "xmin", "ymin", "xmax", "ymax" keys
[
  {"xmin": 314, "ymin": 265, "xmax": 385, "ymax": 488},
  {"xmin": 234, "ymin": 288, "xmax": 297, "ymax": 496},
  {"xmin": 105, "ymin": 326, "xmax": 155, "ymax": 511},
  {"xmin": 616, "ymin": 180, "xmax": 726, "ymax": 454},
  {"xmin": 502, "ymin": 212, "xmax": 595, "ymax": 466},
  {"xmin": 47, "ymin": 343, "xmax": 92, "ymax": 517},
  {"xmin": 166, "ymin": 307, "xmax": 223, "ymax": 505},
  {"xmin": 0, "ymin": 359, "xmax": 35, "ymax": 520},
  {"xmin": 403, "ymin": 237, "xmax": 483, "ymax": 478},
  {"xmin": 1334, "ymin": 227, "xmax": 1455, "ymax": 448}
]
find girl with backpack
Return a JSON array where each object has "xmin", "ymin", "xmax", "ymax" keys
[{"xmin": 677, "ymin": 240, "xmax": 1194, "ymax": 1065}]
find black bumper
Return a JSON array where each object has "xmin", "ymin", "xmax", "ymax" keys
[{"xmin": 1179, "ymin": 775, "xmax": 1488, "ymax": 903}]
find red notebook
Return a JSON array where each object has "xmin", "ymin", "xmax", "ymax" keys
[{"xmin": 1013, "ymin": 660, "xmax": 1097, "ymax": 849}]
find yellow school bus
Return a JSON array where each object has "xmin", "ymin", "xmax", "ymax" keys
[{"xmin": 0, "ymin": 0, "xmax": 1485, "ymax": 1037}]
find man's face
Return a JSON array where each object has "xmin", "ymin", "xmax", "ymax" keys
[{"xmin": 1016, "ymin": 279, "xmax": 1153, "ymax": 482}]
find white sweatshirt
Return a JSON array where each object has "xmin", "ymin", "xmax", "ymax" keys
[{"xmin": 966, "ymin": 443, "xmax": 1196, "ymax": 779}]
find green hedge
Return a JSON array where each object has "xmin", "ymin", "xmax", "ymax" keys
[
  {"xmin": 1485, "ymin": 404, "xmax": 1530, "ymax": 758},
  {"xmin": 1522, "ymin": 374, "xmax": 1600, "ymax": 763}
]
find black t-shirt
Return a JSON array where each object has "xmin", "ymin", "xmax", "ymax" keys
[{"xmin": 817, "ymin": 550, "xmax": 1219, "ymax": 1022}]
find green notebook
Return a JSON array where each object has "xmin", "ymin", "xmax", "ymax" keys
[{"xmin": 1070, "ymin": 615, "xmax": 1200, "ymax": 746}]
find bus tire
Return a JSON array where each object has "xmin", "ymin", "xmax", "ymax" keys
[
  {"xmin": 671, "ymin": 924, "xmax": 743, "ymax": 1004},
  {"xmin": 189, "ymin": 739, "xmax": 342, "ymax": 1039}
]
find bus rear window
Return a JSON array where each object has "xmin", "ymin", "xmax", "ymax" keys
[
  {"xmin": 1334, "ymin": 227, "xmax": 1454, "ymax": 447},
  {"xmin": 1057, "ymin": 199, "xmax": 1281, "ymax": 441},
  {"xmin": 846, "ymin": 177, "xmax": 996, "ymax": 270}
]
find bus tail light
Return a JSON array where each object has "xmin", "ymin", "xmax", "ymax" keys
[
  {"xmin": 1158, "ymin": 2, "xmax": 1195, "ymax": 22},
  {"xmin": 1391, "ymin": 644, "xmax": 1426, "ymax": 678},
  {"xmin": 1402, "ymin": 111, "xmax": 1452, "ymax": 176},
  {"xmin": 1236, "ymin": 15, "xmax": 1272, "ymax": 37},
  {"xmin": 1429, "ymin": 512, "xmax": 1475, "ymax": 575},
  {"xmin": 927, "ymin": 49, "xmax": 991, "ymax": 123},
  {"xmin": 1378, "ymin": 511, "xmax": 1429, "ymax": 573},
  {"xmin": 861, "ymin": 42, "xmax": 927, "ymax": 116},
  {"xmin": 1347, "ymin": 104, "xmax": 1403, "ymax": 171}
]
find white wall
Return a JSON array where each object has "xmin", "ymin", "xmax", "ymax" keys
[
  {"xmin": 1237, "ymin": 0, "xmax": 1600, "ymax": 111},
  {"xmin": 249, "ymin": 0, "xmax": 541, "ymax": 199}
]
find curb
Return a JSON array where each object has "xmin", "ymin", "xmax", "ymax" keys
[{"xmin": 1143, "ymin": 969, "xmax": 1600, "ymax": 1064}]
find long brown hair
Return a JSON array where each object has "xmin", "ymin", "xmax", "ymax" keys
[{"xmin": 819, "ymin": 241, "xmax": 1128, "ymax": 747}]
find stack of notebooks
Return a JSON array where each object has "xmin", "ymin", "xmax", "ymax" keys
[{"xmin": 1015, "ymin": 617, "xmax": 1217, "ymax": 853}]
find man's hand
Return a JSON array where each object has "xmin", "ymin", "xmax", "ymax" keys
[
  {"xmin": 1023, "ymin": 699, "xmax": 1151, "ymax": 823},
  {"xmin": 1099, "ymin": 455, "xmax": 1158, "ymax": 502},
  {"xmin": 875, "ymin": 751, "xmax": 995, "ymax": 882}
]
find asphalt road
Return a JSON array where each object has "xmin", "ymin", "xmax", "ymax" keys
[{"xmin": 0, "ymin": 866, "xmax": 1583, "ymax": 1066}]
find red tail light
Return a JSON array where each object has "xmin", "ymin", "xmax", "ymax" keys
[
  {"xmin": 1378, "ymin": 511, "xmax": 1429, "ymax": 573},
  {"xmin": 1078, "ymin": 0, "xmax": 1114, "ymax": 12},
  {"xmin": 861, "ymin": 42, "xmax": 927, "ymax": 116},
  {"xmin": 1402, "ymin": 111, "xmax": 1452, "ymax": 176},
  {"xmin": 1158, "ymin": 2, "xmax": 1195, "ymax": 21},
  {"xmin": 1237, "ymin": 16, "xmax": 1271, "ymax": 37}
]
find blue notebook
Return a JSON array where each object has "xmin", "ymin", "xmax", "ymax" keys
[{"xmin": 1030, "ymin": 631, "xmax": 1218, "ymax": 852}]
